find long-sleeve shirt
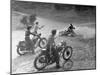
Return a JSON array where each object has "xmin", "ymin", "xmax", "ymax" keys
[
  {"xmin": 33, "ymin": 25, "xmax": 39, "ymax": 32},
  {"xmin": 47, "ymin": 35, "xmax": 55, "ymax": 47}
]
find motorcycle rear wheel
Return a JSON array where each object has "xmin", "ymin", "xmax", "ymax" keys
[{"xmin": 34, "ymin": 54, "xmax": 47, "ymax": 70}]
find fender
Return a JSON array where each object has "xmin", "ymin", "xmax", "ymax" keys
[
  {"xmin": 17, "ymin": 41, "xmax": 26, "ymax": 50},
  {"xmin": 41, "ymin": 49, "xmax": 47, "ymax": 55}
]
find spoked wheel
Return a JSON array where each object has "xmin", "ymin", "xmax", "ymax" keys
[
  {"xmin": 34, "ymin": 54, "xmax": 47, "ymax": 70},
  {"xmin": 17, "ymin": 46, "xmax": 26, "ymax": 56},
  {"xmin": 62, "ymin": 59, "xmax": 73, "ymax": 70},
  {"xmin": 63, "ymin": 46, "xmax": 73, "ymax": 60},
  {"xmin": 39, "ymin": 38, "xmax": 47, "ymax": 48}
]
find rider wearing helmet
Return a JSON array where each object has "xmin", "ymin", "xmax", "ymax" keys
[
  {"xmin": 47, "ymin": 29, "xmax": 60, "ymax": 69},
  {"xmin": 33, "ymin": 22, "xmax": 44, "ymax": 34},
  {"xmin": 25, "ymin": 26, "xmax": 35, "ymax": 53},
  {"xmin": 67, "ymin": 24, "xmax": 75, "ymax": 33},
  {"xmin": 47, "ymin": 29, "xmax": 56, "ymax": 48}
]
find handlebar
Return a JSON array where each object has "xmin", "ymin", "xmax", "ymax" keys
[
  {"xmin": 73, "ymin": 27, "xmax": 75, "ymax": 29},
  {"xmin": 32, "ymin": 33, "xmax": 41, "ymax": 38}
]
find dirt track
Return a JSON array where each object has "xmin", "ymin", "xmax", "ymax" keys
[{"xmin": 12, "ymin": 35, "xmax": 96, "ymax": 74}]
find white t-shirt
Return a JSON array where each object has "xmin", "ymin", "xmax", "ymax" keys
[{"xmin": 34, "ymin": 24, "xmax": 39, "ymax": 32}]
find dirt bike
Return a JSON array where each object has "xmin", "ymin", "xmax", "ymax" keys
[
  {"xmin": 59, "ymin": 27, "xmax": 76, "ymax": 37},
  {"xmin": 17, "ymin": 33, "xmax": 47, "ymax": 56},
  {"xmin": 34, "ymin": 41, "xmax": 73, "ymax": 70}
]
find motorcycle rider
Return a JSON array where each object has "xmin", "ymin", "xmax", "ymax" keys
[
  {"xmin": 25, "ymin": 25, "xmax": 35, "ymax": 53},
  {"xmin": 20, "ymin": 14, "xmax": 37, "ymax": 53},
  {"xmin": 32, "ymin": 22, "xmax": 44, "ymax": 41},
  {"xmin": 33, "ymin": 22, "xmax": 44, "ymax": 34},
  {"xmin": 67, "ymin": 24, "xmax": 75, "ymax": 33},
  {"xmin": 46, "ymin": 29, "xmax": 60, "ymax": 69}
]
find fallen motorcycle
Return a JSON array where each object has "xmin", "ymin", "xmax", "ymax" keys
[
  {"xmin": 34, "ymin": 41, "xmax": 73, "ymax": 70},
  {"xmin": 59, "ymin": 30, "xmax": 76, "ymax": 37},
  {"xmin": 17, "ymin": 33, "xmax": 47, "ymax": 56},
  {"xmin": 59, "ymin": 26, "xmax": 76, "ymax": 37}
]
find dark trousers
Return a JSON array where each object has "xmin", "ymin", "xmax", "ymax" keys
[
  {"xmin": 52, "ymin": 48, "xmax": 59, "ymax": 66},
  {"xmin": 25, "ymin": 37, "xmax": 34, "ymax": 51},
  {"xmin": 46, "ymin": 44, "xmax": 59, "ymax": 66}
]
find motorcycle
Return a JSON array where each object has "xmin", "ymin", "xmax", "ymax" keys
[
  {"xmin": 17, "ymin": 33, "xmax": 47, "ymax": 56},
  {"xmin": 34, "ymin": 41, "xmax": 73, "ymax": 70},
  {"xmin": 59, "ymin": 27, "xmax": 76, "ymax": 37}
]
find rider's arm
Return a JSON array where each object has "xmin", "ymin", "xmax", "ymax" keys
[
  {"xmin": 30, "ymin": 32, "xmax": 36, "ymax": 36},
  {"xmin": 38, "ymin": 25, "xmax": 45, "ymax": 29}
]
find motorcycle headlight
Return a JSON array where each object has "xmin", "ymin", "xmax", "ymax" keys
[{"xmin": 42, "ymin": 48, "xmax": 46, "ymax": 51}]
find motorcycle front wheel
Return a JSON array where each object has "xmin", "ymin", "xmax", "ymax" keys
[
  {"xmin": 34, "ymin": 54, "xmax": 47, "ymax": 70},
  {"xmin": 39, "ymin": 38, "xmax": 47, "ymax": 48},
  {"xmin": 63, "ymin": 46, "xmax": 73, "ymax": 60}
]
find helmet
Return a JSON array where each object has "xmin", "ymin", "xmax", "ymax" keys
[
  {"xmin": 70, "ymin": 24, "xmax": 73, "ymax": 26},
  {"xmin": 27, "ymin": 25, "xmax": 32, "ymax": 30},
  {"xmin": 51, "ymin": 29, "xmax": 57, "ymax": 35},
  {"xmin": 36, "ymin": 22, "xmax": 39, "ymax": 25}
]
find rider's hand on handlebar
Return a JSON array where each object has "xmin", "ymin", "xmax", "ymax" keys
[{"xmin": 72, "ymin": 26, "xmax": 75, "ymax": 29}]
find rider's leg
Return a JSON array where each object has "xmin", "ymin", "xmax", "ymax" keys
[
  {"xmin": 55, "ymin": 53, "xmax": 60, "ymax": 68},
  {"xmin": 52, "ymin": 48, "xmax": 60, "ymax": 68},
  {"xmin": 26, "ymin": 37, "xmax": 34, "ymax": 51},
  {"xmin": 29, "ymin": 39, "xmax": 33, "ymax": 51},
  {"xmin": 31, "ymin": 41, "xmax": 35, "ymax": 53},
  {"xmin": 46, "ymin": 44, "xmax": 51, "ymax": 63},
  {"xmin": 25, "ymin": 37, "xmax": 31, "ymax": 50}
]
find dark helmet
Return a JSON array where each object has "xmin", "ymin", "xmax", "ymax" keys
[
  {"xmin": 27, "ymin": 25, "xmax": 32, "ymax": 30},
  {"xmin": 36, "ymin": 22, "xmax": 39, "ymax": 25},
  {"xmin": 51, "ymin": 29, "xmax": 57, "ymax": 35},
  {"xmin": 70, "ymin": 24, "xmax": 73, "ymax": 26}
]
